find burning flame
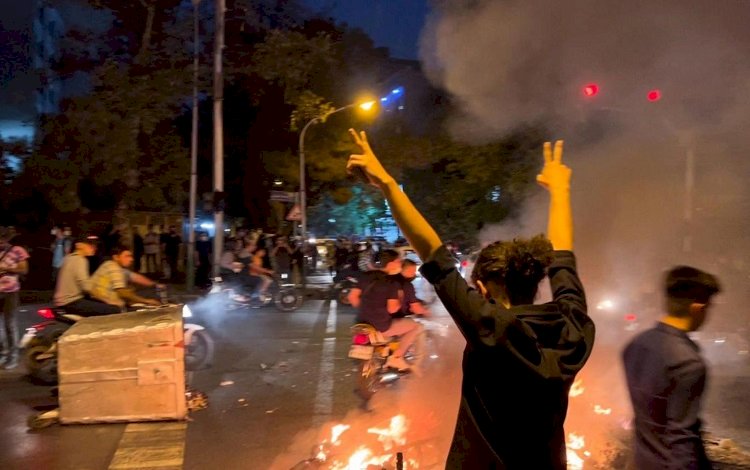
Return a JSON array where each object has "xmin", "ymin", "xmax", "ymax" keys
[
  {"xmin": 593, "ymin": 405, "xmax": 611, "ymax": 415},
  {"xmin": 367, "ymin": 415, "xmax": 408, "ymax": 451},
  {"xmin": 312, "ymin": 415, "xmax": 415, "ymax": 469},
  {"xmin": 331, "ymin": 424, "xmax": 351, "ymax": 445},
  {"xmin": 569, "ymin": 379, "xmax": 585, "ymax": 397},
  {"xmin": 566, "ymin": 432, "xmax": 586, "ymax": 470}
]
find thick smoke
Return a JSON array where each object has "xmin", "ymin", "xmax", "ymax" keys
[
  {"xmin": 420, "ymin": 0, "xmax": 750, "ymax": 450},
  {"xmin": 420, "ymin": 0, "xmax": 750, "ymax": 331}
]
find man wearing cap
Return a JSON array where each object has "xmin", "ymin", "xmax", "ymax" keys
[
  {"xmin": 53, "ymin": 235, "xmax": 121, "ymax": 317},
  {"xmin": 0, "ymin": 226, "xmax": 30, "ymax": 369}
]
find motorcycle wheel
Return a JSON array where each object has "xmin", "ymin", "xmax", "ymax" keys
[
  {"xmin": 275, "ymin": 288, "xmax": 303, "ymax": 312},
  {"xmin": 185, "ymin": 330, "xmax": 215, "ymax": 371},
  {"xmin": 24, "ymin": 327, "xmax": 67, "ymax": 384},
  {"xmin": 355, "ymin": 358, "xmax": 379, "ymax": 402}
]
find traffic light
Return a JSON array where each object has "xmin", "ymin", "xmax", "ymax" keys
[
  {"xmin": 647, "ymin": 89, "xmax": 662, "ymax": 102},
  {"xmin": 583, "ymin": 83, "xmax": 599, "ymax": 97}
]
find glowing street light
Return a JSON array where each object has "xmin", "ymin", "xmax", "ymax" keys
[{"xmin": 298, "ymin": 98, "xmax": 378, "ymax": 256}]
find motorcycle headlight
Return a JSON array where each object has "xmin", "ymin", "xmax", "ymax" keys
[
  {"xmin": 182, "ymin": 304, "xmax": 193, "ymax": 318},
  {"xmin": 281, "ymin": 273, "xmax": 289, "ymax": 279}
]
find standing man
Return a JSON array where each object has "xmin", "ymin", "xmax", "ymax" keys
[
  {"xmin": 195, "ymin": 231, "xmax": 212, "ymax": 288},
  {"xmin": 164, "ymin": 225, "xmax": 181, "ymax": 281},
  {"xmin": 623, "ymin": 266, "xmax": 721, "ymax": 470},
  {"xmin": 50, "ymin": 225, "xmax": 72, "ymax": 285},
  {"xmin": 0, "ymin": 226, "xmax": 30, "ymax": 370},
  {"xmin": 346, "ymin": 131, "xmax": 594, "ymax": 468},
  {"xmin": 132, "ymin": 227, "xmax": 144, "ymax": 273},
  {"xmin": 143, "ymin": 224, "xmax": 160, "ymax": 275}
]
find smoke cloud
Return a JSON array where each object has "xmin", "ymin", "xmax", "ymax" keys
[{"xmin": 420, "ymin": 0, "xmax": 750, "ymax": 333}]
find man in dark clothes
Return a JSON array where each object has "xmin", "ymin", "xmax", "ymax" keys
[
  {"xmin": 163, "ymin": 225, "xmax": 181, "ymax": 280},
  {"xmin": 132, "ymin": 227, "xmax": 144, "ymax": 273},
  {"xmin": 348, "ymin": 249, "xmax": 426, "ymax": 372},
  {"xmin": 623, "ymin": 266, "xmax": 721, "ymax": 470},
  {"xmin": 195, "ymin": 232, "xmax": 212, "ymax": 287},
  {"xmin": 346, "ymin": 130, "xmax": 595, "ymax": 469}
]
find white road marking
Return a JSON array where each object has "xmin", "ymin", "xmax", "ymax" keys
[
  {"xmin": 314, "ymin": 301, "xmax": 338, "ymax": 422},
  {"xmin": 108, "ymin": 422, "xmax": 187, "ymax": 469}
]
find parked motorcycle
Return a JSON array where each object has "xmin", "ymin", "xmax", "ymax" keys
[
  {"xmin": 348, "ymin": 322, "xmax": 425, "ymax": 406},
  {"xmin": 22, "ymin": 301, "xmax": 213, "ymax": 384}
]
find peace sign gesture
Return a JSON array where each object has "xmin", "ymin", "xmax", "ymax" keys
[
  {"xmin": 346, "ymin": 129, "xmax": 394, "ymax": 188},
  {"xmin": 536, "ymin": 140, "xmax": 571, "ymax": 192}
]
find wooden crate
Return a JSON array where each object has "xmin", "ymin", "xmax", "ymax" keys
[{"xmin": 58, "ymin": 307, "xmax": 186, "ymax": 424}]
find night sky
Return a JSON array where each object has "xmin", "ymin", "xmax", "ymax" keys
[
  {"xmin": 303, "ymin": 0, "xmax": 429, "ymax": 59},
  {"xmin": 0, "ymin": 0, "xmax": 429, "ymax": 134}
]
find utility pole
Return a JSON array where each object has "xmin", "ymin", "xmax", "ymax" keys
[
  {"xmin": 186, "ymin": 0, "xmax": 201, "ymax": 291},
  {"xmin": 684, "ymin": 145, "xmax": 695, "ymax": 254},
  {"xmin": 212, "ymin": 0, "xmax": 225, "ymax": 277}
]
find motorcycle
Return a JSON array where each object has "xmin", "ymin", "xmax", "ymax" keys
[
  {"xmin": 348, "ymin": 321, "xmax": 426, "ymax": 406},
  {"xmin": 22, "ymin": 300, "xmax": 214, "ymax": 384},
  {"xmin": 330, "ymin": 275, "xmax": 358, "ymax": 306},
  {"xmin": 209, "ymin": 272, "xmax": 303, "ymax": 312}
]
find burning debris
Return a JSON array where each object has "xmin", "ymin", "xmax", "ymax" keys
[
  {"xmin": 291, "ymin": 415, "xmax": 418, "ymax": 470},
  {"xmin": 186, "ymin": 388, "xmax": 208, "ymax": 411}
]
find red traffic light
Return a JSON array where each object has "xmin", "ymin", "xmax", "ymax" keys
[
  {"xmin": 647, "ymin": 89, "xmax": 662, "ymax": 102},
  {"xmin": 583, "ymin": 84, "xmax": 599, "ymax": 97}
]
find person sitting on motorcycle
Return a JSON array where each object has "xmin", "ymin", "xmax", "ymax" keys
[
  {"xmin": 53, "ymin": 235, "xmax": 121, "ymax": 317},
  {"xmin": 90, "ymin": 245, "xmax": 163, "ymax": 311},
  {"xmin": 348, "ymin": 249, "xmax": 425, "ymax": 372},
  {"xmin": 219, "ymin": 238, "xmax": 260, "ymax": 296},
  {"xmin": 249, "ymin": 247, "xmax": 274, "ymax": 299},
  {"xmin": 394, "ymin": 258, "xmax": 430, "ymax": 317}
]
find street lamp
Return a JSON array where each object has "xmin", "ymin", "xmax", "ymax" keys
[{"xmin": 298, "ymin": 100, "xmax": 376, "ymax": 243}]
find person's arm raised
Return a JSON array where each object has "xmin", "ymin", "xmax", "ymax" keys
[
  {"xmin": 346, "ymin": 129, "xmax": 442, "ymax": 261},
  {"xmin": 536, "ymin": 140, "xmax": 573, "ymax": 251}
]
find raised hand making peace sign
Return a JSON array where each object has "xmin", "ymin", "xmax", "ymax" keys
[
  {"xmin": 536, "ymin": 140, "xmax": 571, "ymax": 192},
  {"xmin": 346, "ymin": 129, "xmax": 394, "ymax": 188}
]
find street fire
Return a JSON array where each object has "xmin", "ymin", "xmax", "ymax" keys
[
  {"xmin": 367, "ymin": 415, "xmax": 408, "ymax": 450},
  {"xmin": 304, "ymin": 414, "xmax": 416, "ymax": 469}
]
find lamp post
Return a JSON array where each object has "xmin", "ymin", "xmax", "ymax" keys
[
  {"xmin": 186, "ymin": 0, "xmax": 200, "ymax": 291},
  {"xmin": 211, "ymin": 0, "xmax": 225, "ymax": 277},
  {"xmin": 298, "ymin": 101, "xmax": 376, "ymax": 243}
]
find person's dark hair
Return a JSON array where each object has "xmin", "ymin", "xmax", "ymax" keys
[
  {"xmin": 665, "ymin": 266, "xmax": 721, "ymax": 316},
  {"xmin": 110, "ymin": 244, "xmax": 132, "ymax": 257},
  {"xmin": 402, "ymin": 258, "xmax": 417, "ymax": 268},
  {"xmin": 379, "ymin": 249, "xmax": 401, "ymax": 266},
  {"xmin": 471, "ymin": 235, "xmax": 554, "ymax": 305}
]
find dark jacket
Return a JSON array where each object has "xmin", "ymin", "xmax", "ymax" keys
[
  {"xmin": 623, "ymin": 322, "xmax": 711, "ymax": 470},
  {"xmin": 420, "ymin": 246, "xmax": 595, "ymax": 469}
]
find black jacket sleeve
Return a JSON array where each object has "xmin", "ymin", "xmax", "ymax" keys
[{"xmin": 420, "ymin": 245, "xmax": 594, "ymax": 379}]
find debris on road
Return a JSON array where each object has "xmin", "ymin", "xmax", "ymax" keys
[
  {"xmin": 186, "ymin": 389, "xmax": 208, "ymax": 411},
  {"xmin": 220, "ymin": 380, "xmax": 234, "ymax": 386}
]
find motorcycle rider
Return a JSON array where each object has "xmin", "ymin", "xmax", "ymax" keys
[
  {"xmin": 348, "ymin": 249, "xmax": 425, "ymax": 372},
  {"xmin": 53, "ymin": 235, "xmax": 121, "ymax": 316},
  {"xmin": 249, "ymin": 247, "xmax": 275, "ymax": 299},
  {"xmin": 395, "ymin": 258, "xmax": 430, "ymax": 317},
  {"xmin": 90, "ymin": 245, "xmax": 163, "ymax": 311}
]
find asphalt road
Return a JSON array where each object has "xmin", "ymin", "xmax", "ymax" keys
[{"xmin": 1, "ymin": 282, "xmax": 749, "ymax": 469}]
